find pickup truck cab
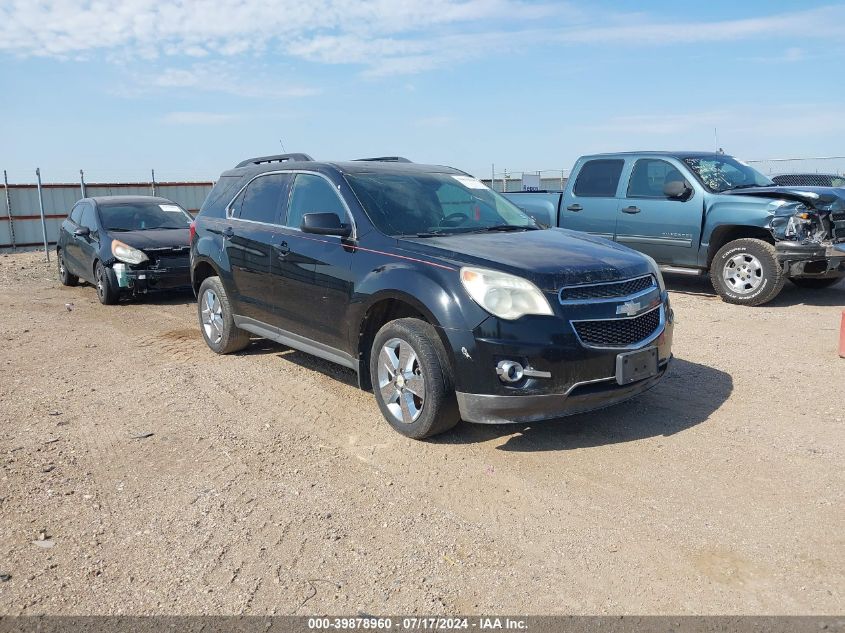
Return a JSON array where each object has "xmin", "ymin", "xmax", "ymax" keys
[{"xmin": 504, "ymin": 152, "xmax": 845, "ymax": 305}]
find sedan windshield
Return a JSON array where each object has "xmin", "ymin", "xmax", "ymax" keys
[
  {"xmin": 98, "ymin": 202, "xmax": 192, "ymax": 231},
  {"xmin": 683, "ymin": 156, "xmax": 773, "ymax": 193},
  {"xmin": 344, "ymin": 172, "xmax": 538, "ymax": 237}
]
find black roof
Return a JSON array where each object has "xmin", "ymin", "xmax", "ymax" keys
[{"xmin": 220, "ymin": 158, "xmax": 465, "ymax": 180}]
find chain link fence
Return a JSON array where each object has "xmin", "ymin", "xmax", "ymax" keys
[{"xmin": 745, "ymin": 157, "xmax": 845, "ymax": 187}]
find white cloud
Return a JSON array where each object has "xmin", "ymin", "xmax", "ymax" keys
[
  {"xmin": 415, "ymin": 115, "xmax": 455, "ymax": 128},
  {"xmin": 0, "ymin": 1, "xmax": 843, "ymax": 77},
  {"xmin": 161, "ymin": 111, "xmax": 239, "ymax": 125},
  {"xmin": 123, "ymin": 61, "xmax": 321, "ymax": 98}
]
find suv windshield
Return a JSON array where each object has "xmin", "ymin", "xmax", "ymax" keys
[
  {"xmin": 345, "ymin": 172, "xmax": 538, "ymax": 237},
  {"xmin": 98, "ymin": 202, "xmax": 192, "ymax": 231},
  {"xmin": 683, "ymin": 156, "xmax": 773, "ymax": 193}
]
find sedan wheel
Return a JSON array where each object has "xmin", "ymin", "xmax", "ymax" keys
[{"xmin": 377, "ymin": 337, "xmax": 426, "ymax": 425}]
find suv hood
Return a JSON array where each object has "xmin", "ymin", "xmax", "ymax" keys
[
  {"xmin": 399, "ymin": 228, "xmax": 652, "ymax": 290},
  {"xmin": 112, "ymin": 228, "xmax": 191, "ymax": 251}
]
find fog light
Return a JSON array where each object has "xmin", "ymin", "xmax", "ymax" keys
[{"xmin": 496, "ymin": 360, "xmax": 524, "ymax": 383}]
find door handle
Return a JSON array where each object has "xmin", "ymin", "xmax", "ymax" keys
[
  {"xmin": 567, "ymin": 204, "xmax": 583, "ymax": 212},
  {"xmin": 222, "ymin": 226, "xmax": 235, "ymax": 239},
  {"xmin": 621, "ymin": 206, "xmax": 641, "ymax": 214},
  {"xmin": 274, "ymin": 241, "xmax": 290, "ymax": 257}
]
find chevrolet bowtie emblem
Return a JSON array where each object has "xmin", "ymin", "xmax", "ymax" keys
[{"xmin": 616, "ymin": 301, "xmax": 642, "ymax": 317}]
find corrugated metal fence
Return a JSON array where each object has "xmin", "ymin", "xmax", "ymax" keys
[{"xmin": 1, "ymin": 174, "xmax": 213, "ymax": 250}]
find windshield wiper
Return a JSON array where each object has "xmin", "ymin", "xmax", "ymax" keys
[
  {"xmin": 726, "ymin": 184, "xmax": 765, "ymax": 191},
  {"xmin": 476, "ymin": 224, "xmax": 538, "ymax": 232},
  {"xmin": 141, "ymin": 225, "xmax": 186, "ymax": 230}
]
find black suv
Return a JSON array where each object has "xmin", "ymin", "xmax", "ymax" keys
[{"xmin": 191, "ymin": 154, "xmax": 674, "ymax": 438}]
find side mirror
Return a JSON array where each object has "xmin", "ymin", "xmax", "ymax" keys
[
  {"xmin": 300, "ymin": 212, "xmax": 351, "ymax": 237},
  {"xmin": 663, "ymin": 180, "xmax": 692, "ymax": 199},
  {"xmin": 74, "ymin": 226, "xmax": 91, "ymax": 237}
]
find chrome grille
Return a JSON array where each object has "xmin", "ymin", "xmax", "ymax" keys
[
  {"xmin": 560, "ymin": 274, "xmax": 655, "ymax": 302},
  {"xmin": 573, "ymin": 306, "xmax": 662, "ymax": 348}
]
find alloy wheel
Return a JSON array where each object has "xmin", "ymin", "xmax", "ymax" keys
[
  {"xmin": 200, "ymin": 289, "xmax": 224, "ymax": 345},
  {"xmin": 377, "ymin": 337, "xmax": 426, "ymax": 424},
  {"xmin": 723, "ymin": 252, "xmax": 763, "ymax": 295}
]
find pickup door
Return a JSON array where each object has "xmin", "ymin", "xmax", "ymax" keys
[
  {"xmin": 560, "ymin": 158, "xmax": 625, "ymax": 240},
  {"xmin": 613, "ymin": 157, "xmax": 702, "ymax": 266}
]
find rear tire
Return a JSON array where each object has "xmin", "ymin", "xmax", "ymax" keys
[
  {"xmin": 789, "ymin": 276, "xmax": 842, "ymax": 290},
  {"xmin": 709, "ymin": 238, "xmax": 784, "ymax": 306},
  {"xmin": 370, "ymin": 318, "xmax": 460, "ymax": 439},
  {"xmin": 58, "ymin": 250, "xmax": 78, "ymax": 287},
  {"xmin": 95, "ymin": 261, "xmax": 120, "ymax": 305},
  {"xmin": 197, "ymin": 276, "xmax": 250, "ymax": 354}
]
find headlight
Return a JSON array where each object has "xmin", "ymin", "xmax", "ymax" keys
[
  {"xmin": 641, "ymin": 254, "xmax": 666, "ymax": 293},
  {"xmin": 460, "ymin": 267, "xmax": 553, "ymax": 320},
  {"xmin": 111, "ymin": 240, "xmax": 148, "ymax": 265}
]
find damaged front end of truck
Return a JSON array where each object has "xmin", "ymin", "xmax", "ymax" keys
[{"xmin": 730, "ymin": 187, "xmax": 845, "ymax": 279}]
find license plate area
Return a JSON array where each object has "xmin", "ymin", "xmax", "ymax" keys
[{"xmin": 615, "ymin": 347, "xmax": 658, "ymax": 385}]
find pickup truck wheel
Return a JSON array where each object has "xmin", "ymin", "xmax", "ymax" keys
[
  {"xmin": 789, "ymin": 276, "xmax": 843, "ymax": 290},
  {"xmin": 197, "ymin": 276, "xmax": 250, "ymax": 354},
  {"xmin": 58, "ymin": 250, "xmax": 78, "ymax": 287},
  {"xmin": 370, "ymin": 318, "xmax": 460, "ymax": 439},
  {"xmin": 710, "ymin": 238, "xmax": 784, "ymax": 306}
]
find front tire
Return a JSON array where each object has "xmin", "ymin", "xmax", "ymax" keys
[
  {"xmin": 94, "ymin": 261, "xmax": 120, "ymax": 305},
  {"xmin": 789, "ymin": 276, "xmax": 843, "ymax": 290},
  {"xmin": 58, "ymin": 250, "xmax": 78, "ymax": 287},
  {"xmin": 709, "ymin": 238, "xmax": 784, "ymax": 306},
  {"xmin": 197, "ymin": 276, "xmax": 250, "ymax": 354},
  {"xmin": 370, "ymin": 318, "xmax": 460, "ymax": 439}
]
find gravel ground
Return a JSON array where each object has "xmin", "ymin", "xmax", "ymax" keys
[{"xmin": 0, "ymin": 250, "xmax": 843, "ymax": 615}]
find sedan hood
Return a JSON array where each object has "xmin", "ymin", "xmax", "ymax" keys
[
  {"xmin": 112, "ymin": 229, "xmax": 191, "ymax": 251},
  {"xmin": 399, "ymin": 228, "xmax": 652, "ymax": 290}
]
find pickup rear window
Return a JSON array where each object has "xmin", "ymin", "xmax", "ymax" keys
[{"xmin": 573, "ymin": 160, "xmax": 624, "ymax": 197}]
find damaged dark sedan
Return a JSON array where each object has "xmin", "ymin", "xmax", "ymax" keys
[{"xmin": 57, "ymin": 196, "xmax": 193, "ymax": 304}]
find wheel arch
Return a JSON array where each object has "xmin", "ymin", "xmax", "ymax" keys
[
  {"xmin": 192, "ymin": 257, "xmax": 222, "ymax": 294},
  {"xmin": 706, "ymin": 224, "xmax": 775, "ymax": 267},
  {"xmin": 355, "ymin": 291, "xmax": 453, "ymax": 391}
]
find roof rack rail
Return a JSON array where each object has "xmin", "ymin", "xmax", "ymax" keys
[
  {"xmin": 353, "ymin": 156, "xmax": 413, "ymax": 163},
  {"xmin": 235, "ymin": 153, "xmax": 314, "ymax": 168}
]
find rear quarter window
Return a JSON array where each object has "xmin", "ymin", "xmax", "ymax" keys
[
  {"xmin": 573, "ymin": 159, "xmax": 624, "ymax": 197},
  {"xmin": 199, "ymin": 175, "xmax": 243, "ymax": 219}
]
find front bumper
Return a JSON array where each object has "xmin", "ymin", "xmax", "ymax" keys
[
  {"xmin": 439, "ymin": 290, "xmax": 674, "ymax": 424},
  {"xmin": 777, "ymin": 241, "xmax": 845, "ymax": 277},
  {"xmin": 113, "ymin": 262, "xmax": 191, "ymax": 293},
  {"xmin": 457, "ymin": 360, "xmax": 670, "ymax": 424}
]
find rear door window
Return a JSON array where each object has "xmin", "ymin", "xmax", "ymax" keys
[
  {"xmin": 286, "ymin": 174, "xmax": 347, "ymax": 230},
  {"xmin": 237, "ymin": 173, "xmax": 291, "ymax": 224},
  {"xmin": 573, "ymin": 159, "xmax": 624, "ymax": 197}
]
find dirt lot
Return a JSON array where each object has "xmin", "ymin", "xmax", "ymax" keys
[{"xmin": 0, "ymin": 250, "xmax": 842, "ymax": 615}]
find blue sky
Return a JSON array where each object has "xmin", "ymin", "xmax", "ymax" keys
[{"xmin": 1, "ymin": 0, "xmax": 844, "ymax": 183}]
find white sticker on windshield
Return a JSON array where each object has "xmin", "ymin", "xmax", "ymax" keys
[
  {"xmin": 160, "ymin": 204, "xmax": 182, "ymax": 212},
  {"xmin": 452, "ymin": 175, "xmax": 488, "ymax": 190}
]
